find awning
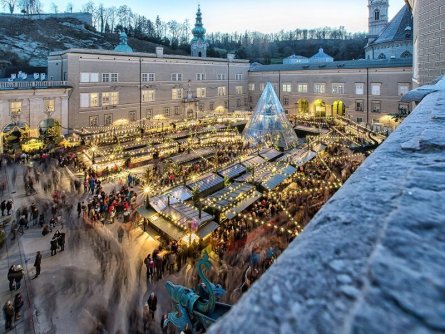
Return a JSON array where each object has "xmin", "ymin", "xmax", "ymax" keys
[
  {"xmin": 186, "ymin": 173, "xmax": 224, "ymax": 194},
  {"xmin": 225, "ymin": 191, "xmax": 262, "ymax": 219},
  {"xmin": 149, "ymin": 186, "xmax": 192, "ymax": 212},
  {"xmin": 217, "ymin": 163, "xmax": 246, "ymax": 179},
  {"xmin": 196, "ymin": 221, "xmax": 219, "ymax": 239},
  {"xmin": 137, "ymin": 207, "xmax": 158, "ymax": 219},
  {"xmin": 262, "ymin": 174, "xmax": 287, "ymax": 190},
  {"xmin": 148, "ymin": 213, "xmax": 184, "ymax": 241}
]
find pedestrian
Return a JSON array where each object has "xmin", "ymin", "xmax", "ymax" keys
[
  {"xmin": 6, "ymin": 199, "xmax": 13, "ymax": 215},
  {"xmin": 50, "ymin": 237, "xmax": 58, "ymax": 256},
  {"xmin": 7, "ymin": 265, "xmax": 15, "ymax": 291},
  {"xmin": 117, "ymin": 226, "xmax": 124, "ymax": 243},
  {"xmin": 34, "ymin": 251, "xmax": 42, "ymax": 278},
  {"xmin": 77, "ymin": 202, "xmax": 81, "ymax": 218},
  {"xmin": 143, "ymin": 303, "xmax": 150, "ymax": 331},
  {"xmin": 13, "ymin": 293, "xmax": 23, "ymax": 321},
  {"xmin": 1, "ymin": 200, "xmax": 6, "ymax": 216},
  {"xmin": 58, "ymin": 233, "xmax": 65, "ymax": 251},
  {"xmin": 161, "ymin": 314, "xmax": 168, "ymax": 334},
  {"xmin": 3, "ymin": 300, "xmax": 14, "ymax": 331},
  {"xmin": 13, "ymin": 265, "xmax": 23, "ymax": 290},
  {"xmin": 147, "ymin": 292, "xmax": 157, "ymax": 320}
]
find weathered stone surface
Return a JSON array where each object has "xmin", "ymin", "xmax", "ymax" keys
[{"xmin": 209, "ymin": 78, "xmax": 445, "ymax": 334}]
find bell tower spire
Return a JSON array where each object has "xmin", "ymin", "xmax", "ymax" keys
[
  {"xmin": 191, "ymin": 4, "xmax": 208, "ymax": 57},
  {"xmin": 368, "ymin": 0, "xmax": 389, "ymax": 44}
]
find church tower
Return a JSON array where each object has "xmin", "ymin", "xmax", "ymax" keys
[
  {"xmin": 191, "ymin": 5, "xmax": 208, "ymax": 57},
  {"xmin": 368, "ymin": 0, "xmax": 389, "ymax": 43}
]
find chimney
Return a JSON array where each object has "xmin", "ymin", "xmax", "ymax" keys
[{"xmin": 156, "ymin": 47, "xmax": 164, "ymax": 58}]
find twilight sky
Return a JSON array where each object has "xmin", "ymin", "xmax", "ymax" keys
[{"xmin": 44, "ymin": 0, "xmax": 407, "ymax": 33}]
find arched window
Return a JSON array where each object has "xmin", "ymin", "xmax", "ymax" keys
[
  {"xmin": 378, "ymin": 53, "xmax": 386, "ymax": 59},
  {"xmin": 400, "ymin": 51, "xmax": 412, "ymax": 58},
  {"xmin": 374, "ymin": 9, "xmax": 380, "ymax": 21}
]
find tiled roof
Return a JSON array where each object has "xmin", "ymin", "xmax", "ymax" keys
[{"xmin": 371, "ymin": 5, "xmax": 413, "ymax": 45}]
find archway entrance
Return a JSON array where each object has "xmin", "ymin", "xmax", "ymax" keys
[
  {"xmin": 313, "ymin": 99, "xmax": 326, "ymax": 118},
  {"xmin": 3, "ymin": 122, "xmax": 29, "ymax": 144},
  {"xmin": 332, "ymin": 100, "xmax": 345, "ymax": 117},
  {"xmin": 296, "ymin": 99, "xmax": 309, "ymax": 116}
]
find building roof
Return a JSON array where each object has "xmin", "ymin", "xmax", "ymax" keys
[
  {"xmin": 309, "ymin": 48, "xmax": 334, "ymax": 61},
  {"xmin": 249, "ymin": 58, "xmax": 412, "ymax": 72},
  {"xmin": 285, "ymin": 54, "xmax": 308, "ymax": 60},
  {"xmin": 48, "ymin": 48, "xmax": 249, "ymax": 63},
  {"xmin": 370, "ymin": 5, "xmax": 413, "ymax": 45}
]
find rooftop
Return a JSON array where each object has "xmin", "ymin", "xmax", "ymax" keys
[
  {"xmin": 370, "ymin": 5, "xmax": 413, "ymax": 45},
  {"xmin": 249, "ymin": 57, "xmax": 413, "ymax": 72}
]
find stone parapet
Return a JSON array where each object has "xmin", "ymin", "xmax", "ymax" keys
[{"xmin": 209, "ymin": 77, "xmax": 445, "ymax": 334}]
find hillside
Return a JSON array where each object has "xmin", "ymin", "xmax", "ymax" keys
[{"xmin": 0, "ymin": 16, "xmax": 188, "ymax": 75}]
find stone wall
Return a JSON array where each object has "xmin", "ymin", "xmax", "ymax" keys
[
  {"xmin": 208, "ymin": 77, "xmax": 445, "ymax": 334},
  {"xmin": 412, "ymin": 0, "xmax": 445, "ymax": 85},
  {"xmin": 0, "ymin": 13, "xmax": 92, "ymax": 26}
]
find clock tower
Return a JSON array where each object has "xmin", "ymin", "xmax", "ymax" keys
[
  {"xmin": 368, "ymin": 0, "xmax": 389, "ymax": 44},
  {"xmin": 191, "ymin": 5, "xmax": 208, "ymax": 58}
]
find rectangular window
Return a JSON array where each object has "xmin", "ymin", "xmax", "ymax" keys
[
  {"xmin": 355, "ymin": 100, "xmax": 364, "ymax": 112},
  {"xmin": 217, "ymin": 87, "xmax": 226, "ymax": 96},
  {"xmin": 90, "ymin": 93, "xmax": 99, "ymax": 107},
  {"xmin": 142, "ymin": 73, "xmax": 155, "ymax": 82},
  {"xmin": 217, "ymin": 74, "xmax": 225, "ymax": 80},
  {"xmin": 248, "ymin": 83, "xmax": 255, "ymax": 91},
  {"xmin": 283, "ymin": 96, "xmax": 289, "ymax": 105},
  {"xmin": 104, "ymin": 114, "xmax": 113, "ymax": 126},
  {"xmin": 163, "ymin": 107, "xmax": 170, "ymax": 116},
  {"xmin": 174, "ymin": 106, "xmax": 181, "ymax": 115},
  {"xmin": 356, "ymin": 117, "xmax": 363, "ymax": 123},
  {"xmin": 298, "ymin": 83, "xmax": 308, "ymax": 93},
  {"xmin": 110, "ymin": 73, "xmax": 118, "ymax": 82},
  {"xmin": 9, "ymin": 101, "xmax": 22, "ymax": 115},
  {"xmin": 236, "ymin": 86, "xmax": 243, "ymax": 95},
  {"xmin": 235, "ymin": 73, "xmax": 242, "ymax": 80},
  {"xmin": 44, "ymin": 99, "xmax": 55, "ymax": 112},
  {"xmin": 102, "ymin": 73, "xmax": 110, "ymax": 82},
  {"xmin": 172, "ymin": 88, "xmax": 183, "ymax": 100},
  {"xmin": 146, "ymin": 108, "xmax": 153, "ymax": 118},
  {"xmin": 171, "ymin": 73, "xmax": 183, "ymax": 81},
  {"xmin": 398, "ymin": 83, "xmax": 410, "ymax": 96},
  {"xmin": 196, "ymin": 73, "xmax": 205, "ymax": 81},
  {"xmin": 332, "ymin": 83, "xmax": 344, "ymax": 94},
  {"xmin": 90, "ymin": 73, "xmax": 99, "ymax": 82},
  {"xmin": 89, "ymin": 116, "xmax": 98, "ymax": 126},
  {"xmin": 111, "ymin": 92, "xmax": 119, "ymax": 105},
  {"xmin": 129, "ymin": 111, "xmax": 136, "ymax": 121},
  {"xmin": 80, "ymin": 93, "xmax": 89, "ymax": 108},
  {"xmin": 80, "ymin": 73, "xmax": 90, "ymax": 83},
  {"xmin": 197, "ymin": 88, "xmax": 206, "ymax": 98},
  {"xmin": 371, "ymin": 101, "xmax": 381, "ymax": 113},
  {"xmin": 102, "ymin": 92, "xmax": 111, "ymax": 106},
  {"xmin": 249, "ymin": 95, "xmax": 253, "ymax": 103},
  {"xmin": 142, "ymin": 90, "xmax": 155, "ymax": 102},
  {"xmin": 236, "ymin": 99, "xmax": 241, "ymax": 107},
  {"xmin": 259, "ymin": 83, "xmax": 265, "ymax": 92},
  {"xmin": 282, "ymin": 83, "xmax": 292, "ymax": 93},
  {"xmin": 199, "ymin": 102, "xmax": 205, "ymax": 111},
  {"xmin": 209, "ymin": 102, "xmax": 214, "ymax": 111},
  {"xmin": 355, "ymin": 83, "xmax": 364, "ymax": 95},
  {"xmin": 371, "ymin": 83, "xmax": 381, "ymax": 96},
  {"xmin": 314, "ymin": 83, "xmax": 325, "ymax": 94}
]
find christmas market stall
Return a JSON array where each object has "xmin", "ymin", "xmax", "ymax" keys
[
  {"xmin": 258, "ymin": 148, "xmax": 283, "ymax": 162},
  {"xmin": 216, "ymin": 163, "xmax": 247, "ymax": 181},
  {"xmin": 186, "ymin": 173, "xmax": 224, "ymax": 197}
]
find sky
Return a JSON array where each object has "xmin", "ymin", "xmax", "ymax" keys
[{"xmin": 43, "ymin": 0, "xmax": 407, "ymax": 33}]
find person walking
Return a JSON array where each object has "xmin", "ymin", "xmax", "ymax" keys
[
  {"xmin": 3, "ymin": 300, "xmax": 14, "ymax": 331},
  {"xmin": 13, "ymin": 293, "xmax": 23, "ymax": 322},
  {"xmin": 50, "ymin": 237, "xmax": 58, "ymax": 256},
  {"xmin": 143, "ymin": 303, "xmax": 150, "ymax": 332},
  {"xmin": 117, "ymin": 226, "xmax": 124, "ymax": 243},
  {"xmin": 33, "ymin": 251, "xmax": 42, "ymax": 278},
  {"xmin": 147, "ymin": 292, "xmax": 157, "ymax": 320},
  {"xmin": 77, "ymin": 202, "xmax": 82, "ymax": 218},
  {"xmin": 13, "ymin": 265, "xmax": 23, "ymax": 290},
  {"xmin": 7, "ymin": 265, "xmax": 15, "ymax": 291},
  {"xmin": 6, "ymin": 199, "xmax": 13, "ymax": 215}
]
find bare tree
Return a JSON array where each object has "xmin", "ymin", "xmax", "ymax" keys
[
  {"xmin": 65, "ymin": 2, "xmax": 73, "ymax": 13},
  {"xmin": 97, "ymin": 3, "xmax": 106, "ymax": 32},
  {"xmin": 19, "ymin": 0, "xmax": 41, "ymax": 14},
  {"xmin": 106, "ymin": 6, "xmax": 116, "ymax": 33},
  {"xmin": 1, "ymin": 0, "xmax": 18, "ymax": 13},
  {"xmin": 51, "ymin": 2, "xmax": 58, "ymax": 13}
]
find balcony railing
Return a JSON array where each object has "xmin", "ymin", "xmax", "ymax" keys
[{"xmin": 0, "ymin": 81, "xmax": 69, "ymax": 90}]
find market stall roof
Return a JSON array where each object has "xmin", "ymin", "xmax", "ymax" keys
[
  {"xmin": 137, "ymin": 208, "xmax": 184, "ymax": 241},
  {"xmin": 241, "ymin": 155, "xmax": 266, "ymax": 168},
  {"xmin": 186, "ymin": 173, "xmax": 224, "ymax": 194},
  {"xmin": 197, "ymin": 221, "xmax": 219, "ymax": 239},
  {"xmin": 313, "ymin": 143, "xmax": 327, "ymax": 153},
  {"xmin": 206, "ymin": 183, "xmax": 257, "ymax": 211},
  {"xmin": 162, "ymin": 202, "xmax": 214, "ymax": 228},
  {"xmin": 235, "ymin": 162, "xmax": 273, "ymax": 182},
  {"xmin": 217, "ymin": 163, "xmax": 247, "ymax": 179},
  {"xmin": 149, "ymin": 186, "xmax": 193, "ymax": 212},
  {"xmin": 294, "ymin": 150, "xmax": 317, "ymax": 166},
  {"xmin": 261, "ymin": 174, "xmax": 287, "ymax": 190},
  {"xmin": 225, "ymin": 190, "xmax": 262, "ymax": 220},
  {"xmin": 276, "ymin": 148, "xmax": 306, "ymax": 163},
  {"xmin": 259, "ymin": 148, "xmax": 283, "ymax": 161},
  {"xmin": 170, "ymin": 148, "xmax": 214, "ymax": 164}
]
